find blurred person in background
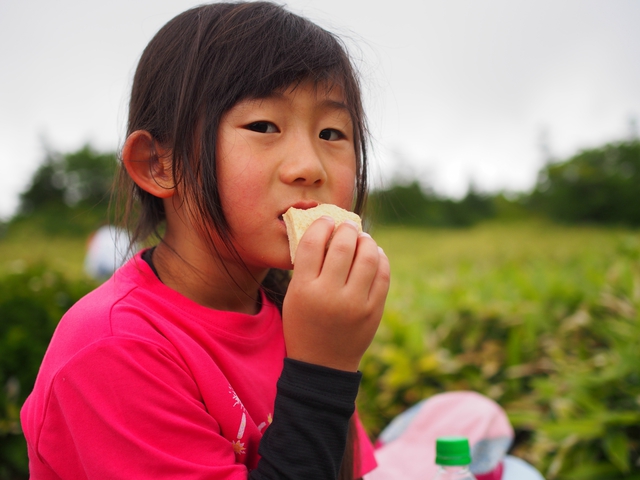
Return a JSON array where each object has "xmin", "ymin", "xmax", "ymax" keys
[{"xmin": 84, "ymin": 224, "xmax": 134, "ymax": 280}]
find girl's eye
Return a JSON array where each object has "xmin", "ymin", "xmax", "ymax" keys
[
  {"xmin": 319, "ymin": 129, "xmax": 343, "ymax": 141},
  {"xmin": 245, "ymin": 121, "xmax": 278, "ymax": 133}
]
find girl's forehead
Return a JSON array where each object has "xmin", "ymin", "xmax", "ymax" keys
[
  {"xmin": 224, "ymin": 81, "xmax": 347, "ymax": 115},
  {"xmin": 285, "ymin": 79, "xmax": 345, "ymax": 97},
  {"xmin": 254, "ymin": 80, "xmax": 348, "ymax": 106}
]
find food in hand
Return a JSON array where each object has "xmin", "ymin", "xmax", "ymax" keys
[{"xmin": 283, "ymin": 204, "xmax": 362, "ymax": 264}]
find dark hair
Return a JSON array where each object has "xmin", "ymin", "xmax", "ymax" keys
[{"xmin": 117, "ymin": 3, "xmax": 368, "ymax": 477}]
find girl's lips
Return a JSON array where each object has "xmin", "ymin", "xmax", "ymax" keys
[{"xmin": 278, "ymin": 201, "xmax": 320, "ymax": 220}]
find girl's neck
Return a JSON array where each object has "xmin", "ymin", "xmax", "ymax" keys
[{"xmin": 151, "ymin": 238, "xmax": 266, "ymax": 315}]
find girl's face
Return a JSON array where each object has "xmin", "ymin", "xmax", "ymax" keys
[{"xmin": 215, "ymin": 80, "xmax": 357, "ymax": 272}]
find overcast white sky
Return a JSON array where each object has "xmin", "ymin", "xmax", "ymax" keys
[{"xmin": 1, "ymin": 0, "xmax": 639, "ymax": 220}]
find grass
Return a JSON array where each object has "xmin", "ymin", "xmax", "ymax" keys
[
  {"xmin": 3, "ymin": 218, "xmax": 628, "ymax": 282},
  {"xmin": 358, "ymin": 221, "xmax": 640, "ymax": 479},
  {"xmin": 0, "ymin": 224, "xmax": 88, "ymax": 279}
]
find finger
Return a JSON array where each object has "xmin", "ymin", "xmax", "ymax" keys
[
  {"xmin": 291, "ymin": 216, "xmax": 335, "ymax": 280},
  {"xmin": 345, "ymin": 233, "xmax": 381, "ymax": 292},
  {"xmin": 320, "ymin": 221, "xmax": 360, "ymax": 283},
  {"xmin": 368, "ymin": 246, "xmax": 391, "ymax": 302}
]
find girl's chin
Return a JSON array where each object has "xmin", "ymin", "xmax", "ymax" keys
[
  {"xmin": 269, "ymin": 257, "xmax": 294, "ymax": 271},
  {"xmin": 246, "ymin": 252, "xmax": 293, "ymax": 273},
  {"xmin": 273, "ymin": 251, "xmax": 295, "ymax": 271}
]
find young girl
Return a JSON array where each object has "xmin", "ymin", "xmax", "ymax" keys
[{"xmin": 21, "ymin": 2, "xmax": 390, "ymax": 479}]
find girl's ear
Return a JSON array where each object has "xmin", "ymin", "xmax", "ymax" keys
[{"xmin": 122, "ymin": 130, "xmax": 176, "ymax": 198}]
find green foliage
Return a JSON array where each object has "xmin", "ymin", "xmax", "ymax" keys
[
  {"xmin": 17, "ymin": 155, "xmax": 66, "ymax": 212},
  {"xmin": 0, "ymin": 263, "xmax": 95, "ymax": 479},
  {"xmin": 2, "ymin": 222, "xmax": 639, "ymax": 478},
  {"xmin": 19, "ymin": 145, "xmax": 117, "ymax": 213},
  {"xmin": 358, "ymin": 223, "xmax": 640, "ymax": 479},
  {"xmin": 372, "ymin": 139, "xmax": 640, "ymax": 228},
  {"xmin": 530, "ymin": 140, "xmax": 640, "ymax": 226},
  {"xmin": 369, "ymin": 181, "xmax": 496, "ymax": 227},
  {"xmin": 13, "ymin": 144, "xmax": 118, "ymax": 236},
  {"xmin": 0, "ymin": 226, "xmax": 90, "ymax": 279},
  {"xmin": 8, "ymin": 204, "xmax": 110, "ymax": 238}
]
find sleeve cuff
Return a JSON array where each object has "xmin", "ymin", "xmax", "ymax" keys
[{"xmin": 278, "ymin": 358, "xmax": 362, "ymax": 411}]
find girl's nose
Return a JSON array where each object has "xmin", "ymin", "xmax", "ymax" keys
[{"xmin": 279, "ymin": 140, "xmax": 328, "ymax": 186}]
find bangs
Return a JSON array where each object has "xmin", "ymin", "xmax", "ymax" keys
[
  {"xmin": 131, "ymin": 1, "xmax": 366, "ymax": 160},
  {"xmin": 195, "ymin": 2, "xmax": 363, "ymax": 119}
]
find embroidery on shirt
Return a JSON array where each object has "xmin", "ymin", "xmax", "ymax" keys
[
  {"xmin": 232, "ymin": 439, "xmax": 246, "ymax": 455},
  {"xmin": 229, "ymin": 385, "xmax": 248, "ymax": 456},
  {"xmin": 257, "ymin": 413, "xmax": 273, "ymax": 433},
  {"xmin": 229, "ymin": 385, "xmax": 246, "ymax": 411},
  {"xmin": 232, "ymin": 412, "xmax": 247, "ymax": 455}
]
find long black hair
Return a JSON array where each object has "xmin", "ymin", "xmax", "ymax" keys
[{"xmin": 117, "ymin": 4, "xmax": 369, "ymax": 476}]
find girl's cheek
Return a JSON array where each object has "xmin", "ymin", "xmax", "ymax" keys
[{"xmin": 333, "ymin": 166, "xmax": 357, "ymax": 207}]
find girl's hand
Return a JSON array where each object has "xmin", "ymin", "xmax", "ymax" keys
[{"xmin": 282, "ymin": 216, "xmax": 390, "ymax": 372}]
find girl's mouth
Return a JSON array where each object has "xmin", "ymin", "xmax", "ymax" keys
[{"xmin": 279, "ymin": 201, "xmax": 320, "ymax": 220}]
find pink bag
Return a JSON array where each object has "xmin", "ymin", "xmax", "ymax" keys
[{"xmin": 366, "ymin": 391, "xmax": 514, "ymax": 479}]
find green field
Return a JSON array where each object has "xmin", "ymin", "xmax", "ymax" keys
[
  {"xmin": 0, "ymin": 223, "xmax": 89, "ymax": 278},
  {"xmin": 2, "ymin": 221, "xmax": 640, "ymax": 479},
  {"xmin": 360, "ymin": 221, "xmax": 640, "ymax": 479}
]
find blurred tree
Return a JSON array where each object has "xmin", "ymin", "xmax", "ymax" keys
[
  {"xmin": 529, "ymin": 140, "xmax": 640, "ymax": 225},
  {"xmin": 369, "ymin": 181, "xmax": 495, "ymax": 227},
  {"xmin": 17, "ymin": 152, "xmax": 66, "ymax": 214},
  {"xmin": 62, "ymin": 146, "xmax": 118, "ymax": 208},
  {"xmin": 13, "ymin": 145, "xmax": 118, "ymax": 236},
  {"xmin": 19, "ymin": 145, "xmax": 117, "ymax": 214},
  {"xmin": 369, "ymin": 181, "xmax": 430, "ymax": 226},
  {"xmin": 458, "ymin": 186, "xmax": 496, "ymax": 225}
]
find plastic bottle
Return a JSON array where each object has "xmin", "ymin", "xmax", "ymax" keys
[{"xmin": 431, "ymin": 436, "xmax": 477, "ymax": 479}]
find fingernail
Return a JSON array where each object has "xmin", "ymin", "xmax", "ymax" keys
[
  {"xmin": 320, "ymin": 215, "xmax": 335, "ymax": 223},
  {"xmin": 378, "ymin": 246, "xmax": 386, "ymax": 256},
  {"xmin": 359, "ymin": 231, "xmax": 372, "ymax": 239},
  {"xmin": 344, "ymin": 219, "xmax": 360, "ymax": 230}
]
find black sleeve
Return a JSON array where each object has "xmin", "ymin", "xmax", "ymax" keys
[{"xmin": 249, "ymin": 358, "xmax": 361, "ymax": 480}]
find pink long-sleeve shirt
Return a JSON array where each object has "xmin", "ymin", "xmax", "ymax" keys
[{"xmin": 21, "ymin": 253, "xmax": 375, "ymax": 478}]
